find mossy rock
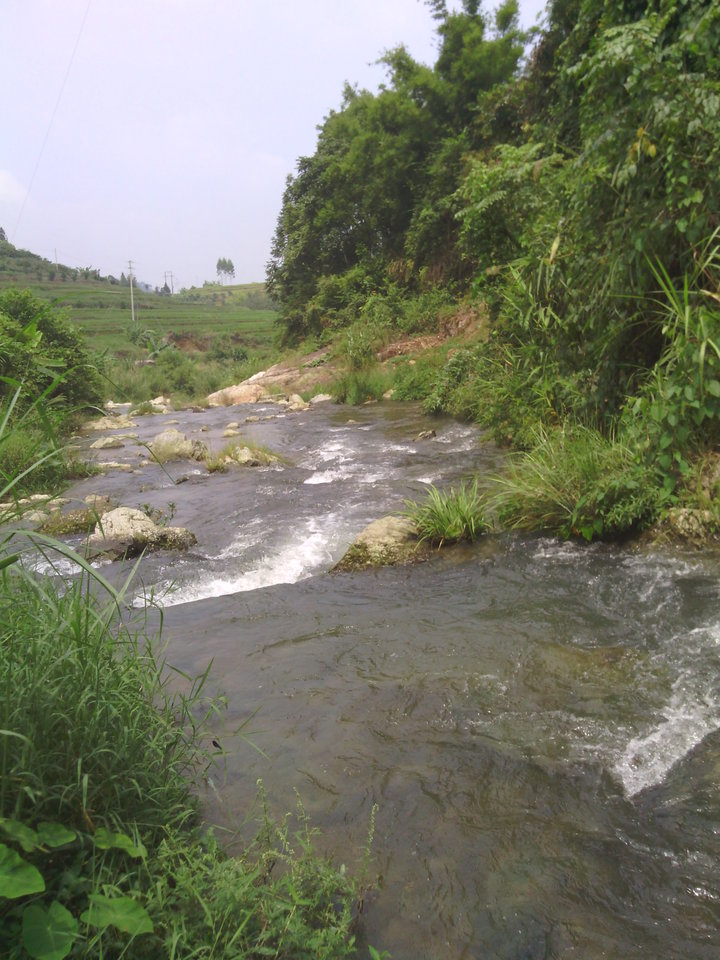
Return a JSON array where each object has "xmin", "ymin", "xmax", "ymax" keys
[
  {"xmin": 41, "ymin": 507, "xmax": 103, "ymax": 536},
  {"xmin": 332, "ymin": 515, "xmax": 430, "ymax": 572}
]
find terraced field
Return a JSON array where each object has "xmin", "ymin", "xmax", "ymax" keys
[{"xmin": 0, "ymin": 240, "xmax": 277, "ymax": 356}]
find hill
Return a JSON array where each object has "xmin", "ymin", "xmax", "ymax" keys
[{"xmin": 0, "ymin": 237, "xmax": 277, "ymax": 358}]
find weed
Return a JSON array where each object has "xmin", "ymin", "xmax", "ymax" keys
[
  {"xmin": 490, "ymin": 424, "xmax": 663, "ymax": 540},
  {"xmin": 138, "ymin": 501, "xmax": 177, "ymax": 526},
  {"xmin": 330, "ymin": 368, "xmax": 393, "ymax": 405},
  {"xmin": 405, "ymin": 480, "xmax": 489, "ymax": 545}
]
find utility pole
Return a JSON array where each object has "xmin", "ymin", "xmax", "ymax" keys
[
  {"xmin": 128, "ymin": 259, "xmax": 135, "ymax": 327},
  {"xmin": 164, "ymin": 270, "xmax": 175, "ymax": 294}
]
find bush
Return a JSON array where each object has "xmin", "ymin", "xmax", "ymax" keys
[
  {"xmin": 0, "ymin": 420, "xmax": 94, "ymax": 498},
  {"xmin": 0, "ymin": 289, "xmax": 103, "ymax": 415},
  {"xmin": 391, "ymin": 351, "xmax": 448, "ymax": 401},
  {"xmin": 208, "ymin": 335, "xmax": 248, "ymax": 363}
]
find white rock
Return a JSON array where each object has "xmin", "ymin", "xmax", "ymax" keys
[
  {"xmin": 90, "ymin": 436, "xmax": 125, "ymax": 450},
  {"xmin": 149, "ymin": 429, "xmax": 208, "ymax": 463}
]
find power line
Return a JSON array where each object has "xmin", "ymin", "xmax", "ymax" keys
[{"xmin": 12, "ymin": 0, "xmax": 93, "ymax": 242}]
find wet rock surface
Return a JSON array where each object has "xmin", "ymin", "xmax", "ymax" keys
[
  {"xmin": 86, "ymin": 506, "xmax": 196, "ymax": 560},
  {"xmin": 149, "ymin": 428, "xmax": 208, "ymax": 463},
  {"xmin": 333, "ymin": 515, "xmax": 428, "ymax": 571}
]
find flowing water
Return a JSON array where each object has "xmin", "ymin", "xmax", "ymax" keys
[{"xmin": 58, "ymin": 400, "xmax": 720, "ymax": 958}]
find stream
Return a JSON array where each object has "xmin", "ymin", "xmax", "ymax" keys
[{"xmin": 54, "ymin": 399, "xmax": 720, "ymax": 958}]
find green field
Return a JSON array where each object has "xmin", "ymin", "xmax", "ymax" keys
[{"xmin": 0, "ymin": 240, "xmax": 278, "ymax": 357}]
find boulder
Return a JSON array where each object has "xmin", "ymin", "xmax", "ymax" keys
[
  {"xmin": 309, "ymin": 393, "xmax": 333, "ymax": 405},
  {"xmin": 333, "ymin": 515, "xmax": 429, "ymax": 572},
  {"xmin": 149, "ymin": 428, "xmax": 208, "ymax": 463},
  {"xmin": 287, "ymin": 393, "xmax": 310, "ymax": 412},
  {"xmin": 86, "ymin": 415, "xmax": 137, "ymax": 431},
  {"xmin": 414, "ymin": 429, "xmax": 436, "ymax": 441},
  {"xmin": 224, "ymin": 445, "xmax": 279, "ymax": 467},
  {"xmin": 206, "ymin": 382, "xmax": 268, "ymax": 407},
  {"xmin": 222, "ymin": 428, "xmax": 240, "ymax": 438},
  {"xmin": 90, "ymin": 436, "xmax": 125, "ymax": 450},
  {"xmin": 87, "ymin": 507, "xmax": 196, "ymax": 560},
  {"xmin": 662, "ymin": 508, "xmax": 720, "ymax": 545}
]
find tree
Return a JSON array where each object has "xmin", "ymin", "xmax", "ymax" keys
[
  {"xmin": 0, "ymin": 226, "xmax": 7, "ymax": 242},
  {"xmin": 216, "ymin": 258, "xmax": 235, "ymax": 284}
]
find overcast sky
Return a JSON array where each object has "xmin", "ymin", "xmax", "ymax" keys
[{"xmin": 1, "ymin": 0, "xmax": 547, "ymax": 290}]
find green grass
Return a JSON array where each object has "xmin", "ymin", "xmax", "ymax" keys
[
  {"xmin": 0, "ymin": 561, "xmax": 365, "ymax": 959},
  {"xmin": 490, "ymin": 424, "xmax": 663, "ymax": 541},
  {"xmin": 0, "ymin": 565, "xmax": 211, "ymax": 834},
  {"xmin": 404, "ymin": 480, "xmax": 489, "ymax": 545},
  {"xmin": 330, "ymin": 367, "xmax": 393, "ymax": 405},
  {"xmin": 205, "ymin": 438, "xmax": 284, "ymax": 472}
]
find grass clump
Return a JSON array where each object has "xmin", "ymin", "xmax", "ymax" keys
[
  {"xmin": 490, "ymin": 425, "xmax": 663, "ymax": 541},
  {"xmin": 330, "ymin": 368, "xmax": 393, "ymax": 405},
  {"xmin": 0, "ymin": 549, "xmax": 370, "ymax": 959},
  {"xmin": 391, "ymin": 351, "xmax": 449, "ymax": 402},
  {"xmin": 0, "ymin": 566, "xmax": 213, "ymax": 835},
  {"xmin": 405, "ymin": 480, "xmax": 489, "ymax": 546}
]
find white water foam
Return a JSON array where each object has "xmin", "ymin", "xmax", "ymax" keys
[
  {"xmin": 304, "ymin": 466, "xmax": 355, "ymax": 485},
  {"xmin": 614, "ymin": 678, "xmax": 720, "ymax": 797},
  {"xmin": 137, "ymin": 511, "xmax": 348, "ymax": 607},
  {"xmin": 613, "ymin": 624, "xmax": 720, "ymax": 796},
  {"xmin": 27, "ymin": 550, "xmax": 113, "ymax": 577}
]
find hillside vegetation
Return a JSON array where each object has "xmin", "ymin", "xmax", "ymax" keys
[
  {"xmin": 268, "ymin": 0, "xmax": 720, "ymax": 541},
  {"xmin": 0, "ymin": 238, "xmax": 277, "ymax": 357},
  {"xmin": 0, "ymin": 241, "xmax": 282, "ymax": 493}
]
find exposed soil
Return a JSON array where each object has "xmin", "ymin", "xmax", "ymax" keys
[{"xmin": 209, "ymin": 303, "xmax": 488, "ymax": 404}]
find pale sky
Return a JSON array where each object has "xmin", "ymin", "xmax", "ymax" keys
[{"xmin": 1, "ymin": 0, "xmax": 547, "ymax": 289}]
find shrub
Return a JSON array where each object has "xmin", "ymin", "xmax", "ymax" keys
[
  {"xmin": 392, "ymin": 352, "xmax": 448, "ymax": 401},
  {"xmin": 0, "ymin": 288, "xmax": 103, "ymax": 415}
]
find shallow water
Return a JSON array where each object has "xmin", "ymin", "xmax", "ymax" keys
[{"xmin": 58, "ymin": 400, "xmax": 720, "ymax": 958}]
